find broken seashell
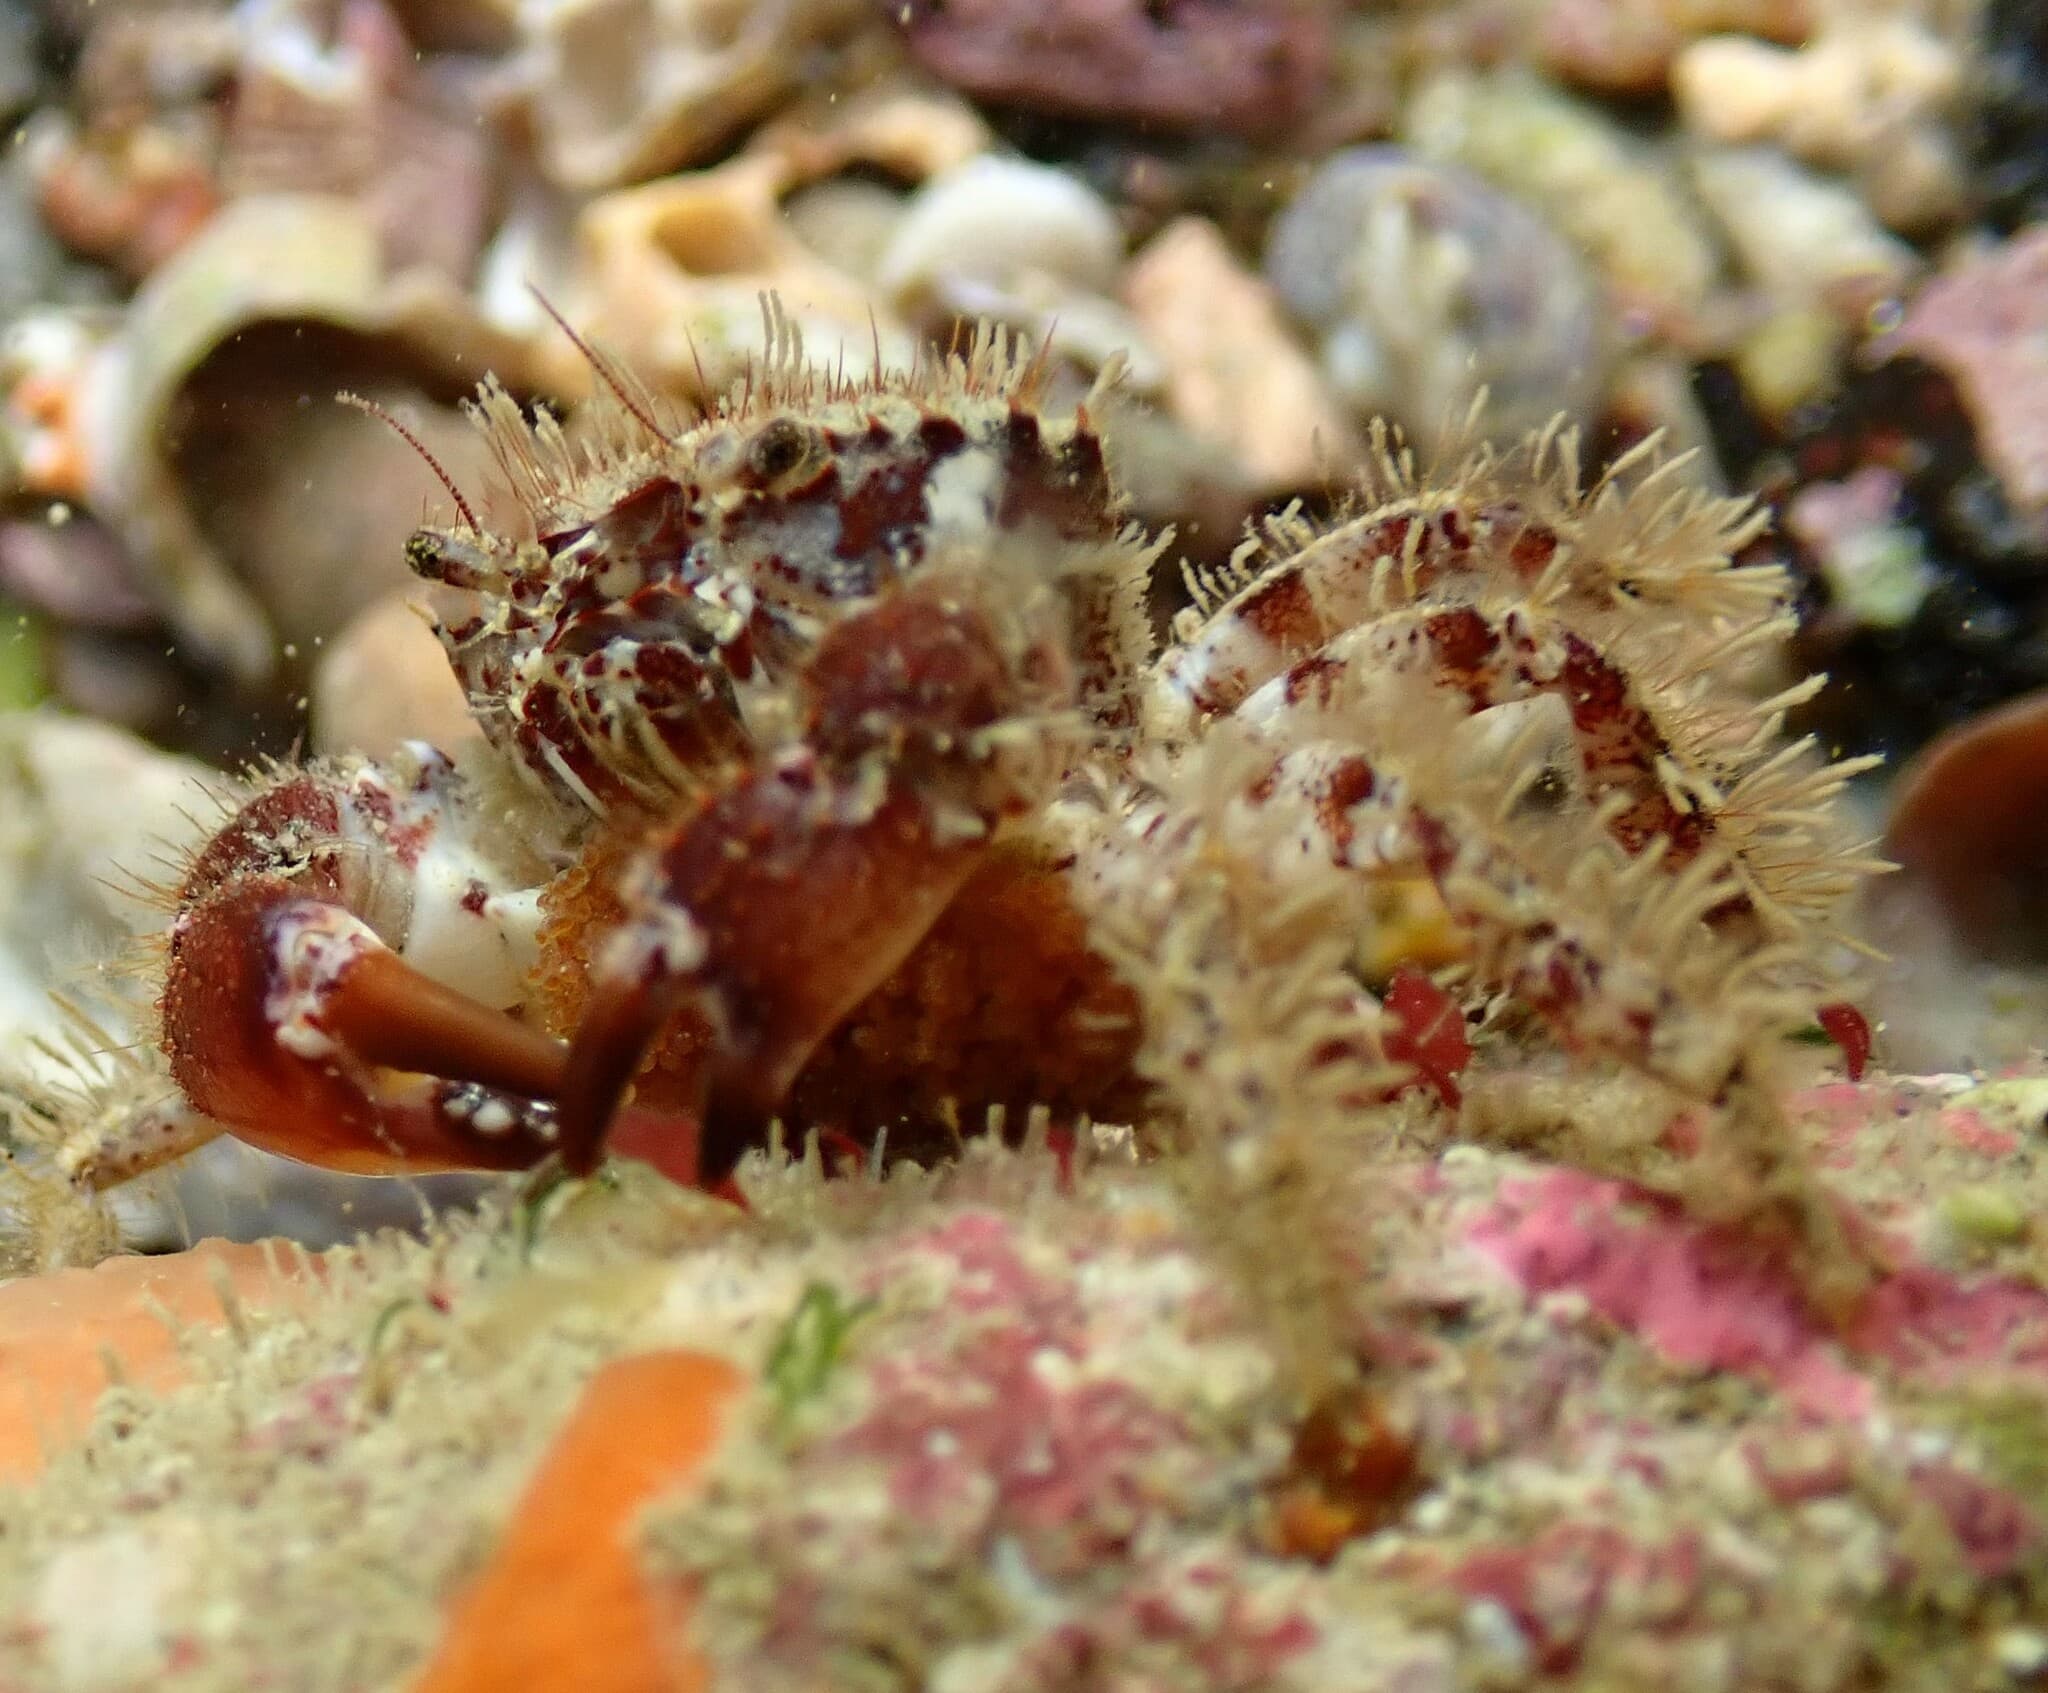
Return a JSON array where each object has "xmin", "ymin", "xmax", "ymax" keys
[
  {"xmin": 1674, "ymin": 21, "xmax": 1966, "ymax": 234},
  {"xmin": 750, "ymin": 82, "xmax": 992, "ymax": 188},
  {"xmin": 503, "ymin": 0, "xmax": 876, "ymax": 192},
  {"xmin": 877, "ymin": 155, "xmax": 1160, "ymax": 385},
  {"xmin": 311, "ymin": 589, "xmax": 482, "ymax": 760},
  {"xmin": 7, "ymin": 193, "xmax": 564, "ymax": 683},
  {"xmin": 1123, "ymin": 215, "xmax": 1355, "ymax": 497},
  {"xmin": 880, "ymin": 155, "xmax": 1124, "ymax": 301},
  {"xmin": 570, "ymin": 151, "xmax": 917, "ymax": 407},
  {"xmin": 560, "ymin": 84, "xmax": 999, "ymax": 397},
  {"xmin": 1264, "ymin": 145, "xmax": 1605, "ymax": 445}
]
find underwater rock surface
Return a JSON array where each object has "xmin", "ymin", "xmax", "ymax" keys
[{"xmin": 2, "ymin": 1063, "xmax": 2046, "ymax": 1690}]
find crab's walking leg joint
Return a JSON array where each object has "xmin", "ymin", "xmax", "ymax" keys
[
  {"xmin": 556, "ymin": 581, "xmax": 1068, "ymax": 1178},
  {"xmin": 159, "ymin": 759, "xmax": 573, "ymax": 1175}
]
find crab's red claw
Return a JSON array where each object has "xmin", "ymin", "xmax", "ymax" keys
[
  {"xmin": 163, "ymin": 880, "xmax": 569, "ymax": 1174},
  {"xmin": 320, "ymin": 945, "xmax": 568, "ymax": 1099}
]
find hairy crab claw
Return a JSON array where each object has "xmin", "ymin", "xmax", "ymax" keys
[{"xmin": 159, "ymin": 867, "xmax": 726, "ymax": 1188}]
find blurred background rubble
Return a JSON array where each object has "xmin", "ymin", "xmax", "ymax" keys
[{"xmin": 1, "ymin": 0, "xmax": 2044, "ymax": 1238}]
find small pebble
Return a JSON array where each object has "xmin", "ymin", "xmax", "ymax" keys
[
  {"xmin": 1264, "ymin": 145, "xmax": 1603, "ymax": 444},
  {"xmin": 1938, "ymin": 1184, "xmax": 2028, "ymax": 1246},
  {"xmin": 1997, "ymin": 1627, "xmax": 2048, "ymax": 1684}
]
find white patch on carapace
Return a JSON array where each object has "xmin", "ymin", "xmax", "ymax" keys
[
  {"xmin": 603, "ymin": 854, "xmax": 710, "ymax": 985},
  {"xmin": 690, "ymin": 571, "xmax": 757, "ymax": 645},
  {"xmin": 924, "ymin": 446, "xmax": 1003, "ymax": 540}
]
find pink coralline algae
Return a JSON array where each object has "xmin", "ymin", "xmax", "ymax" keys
[
  {"xmin": 1453, "ymin": 1525, "xmax": 1705, "ymax": 1675},
  {"xmin": 833, "ymin": 1322, "xmax": 1188, "ymax": 1571},
  {"xmin": 831, "ymin": 1211, "xmax": 1213, "ymax": 1574},
  {"xmin": 1469, "ymin": 1169, "xmax": 1877, "ymax": 1416},
  {"xmin": 887, "ymin": 0, "xmax": 1332, "ymax": 139},
  {"xmin": 1469, "ymin": 1165, "xmax": 2048, "ymax": 1418},
  {"xmin": 653, "ymin": 1075, "xmax": 2048, "ymax": 1691},
  {"xmin": 1870, "ymin": 224, "xmax": 2048, "ymax": 540}
]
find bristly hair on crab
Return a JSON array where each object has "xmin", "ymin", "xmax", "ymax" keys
[
  {"xmin": 452, "ymin": 295, "xmax": 1079, "ymax": 546},
  {"xmin": 1, "ymin": 297, "xmax": 1894, "ymax": 1344}
]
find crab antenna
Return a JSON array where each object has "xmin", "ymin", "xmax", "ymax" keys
[
  {"xmin": 1019, "ymin": 317, "xmax": 1060, "ymax": 401},
  {"xmin": 526, "ymin": 285, "xmax": 670, "ymax": 444},
  {"xmin": 684, "ymin": 325, "xmax": 711, "ymax": 400},
  {"xmin": 338, "ymin": 391, "xmax": 480, "ymax": 533}
]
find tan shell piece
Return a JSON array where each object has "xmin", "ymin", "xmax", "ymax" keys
[
  {"xmin": 1123, "ymin": 216, "xmax": 1356, "ymax": 496},
  {"xmin": 0, "ymin": 713, "xmax": 215, "ymax": 948},
  {"xmin": 311, "ymin": 590, "xmax": 482, "ymax": 761},
  {"xmin": 1882, "ymin": 689, "xmax": 2048, "ymax": 953},
  {"xmin": 569, "ymin": 150, "xmax": 918, "ymax": 407},
  {"xmin": 0, "ymin": 714, "xmax": 216, "ymax": 1107},
  {"xmin": 562, "ymin": 92, "xmax": 994, "ymax": 404},
  {"xmin": 88, "ymin": 193, "xmax": 571, "ymax": 682},
  {"xmin": 1673, "ymin": 22, "xmax": 1965, "ymax": 233},
  {"xmin": 509, "ymin": 0, "xmax": 875, "ymax": 192},
  {"xmin": 750, "ymin": 83, "xmax": 993, "ymax": 187}
]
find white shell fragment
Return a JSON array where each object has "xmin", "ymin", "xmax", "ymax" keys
[
  {"xmin": 878, "ymin": 155, "xmax": 1160, "ymax": 385},
  {"xmin": 1265, "ymin": 144, "xmax": 1605, "ymax": 444}
]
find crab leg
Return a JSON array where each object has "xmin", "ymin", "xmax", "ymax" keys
[
  {"xmin": 554, "ymin": 578, "xmax": 1068, "ymax": 1178},
  {"xmin": 1238, "ymin": 606, "xmax": 1717, "ymax": 861},
  {"xmin": 1223, "ymin": 744, "xmax": 1768, "ymax": 1102}
]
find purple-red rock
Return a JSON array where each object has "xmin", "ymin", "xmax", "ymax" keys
[
  {"xmin": 887, "ymin": 0, "xmax": 1332, "ymax": 139},
  {"xmin": 1868, "ymin": 226, "xmax": 2048, "ymax": 546}
]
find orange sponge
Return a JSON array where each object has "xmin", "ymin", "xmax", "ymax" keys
[{"xmin": 414, "ymin": 1348, "xmax": 744, "ymax": 1693}]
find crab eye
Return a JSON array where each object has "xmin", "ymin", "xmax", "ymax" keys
[
  {"xmin": 406, "ymin": 531, "xmax": 506, "ymax": 593},
  {"xmin": 744, "ymin": 418, "xmax": 816, "ymax": 484}
]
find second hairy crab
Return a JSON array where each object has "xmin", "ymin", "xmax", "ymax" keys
[{"xmin": 22, "ymin": 306, "xmax": 1883, "ymax": 1280}]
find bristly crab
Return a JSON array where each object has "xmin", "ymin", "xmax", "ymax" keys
[{"xmin": 31, "ymin": 303, "xmax": 1884, "ymax": 1260}]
